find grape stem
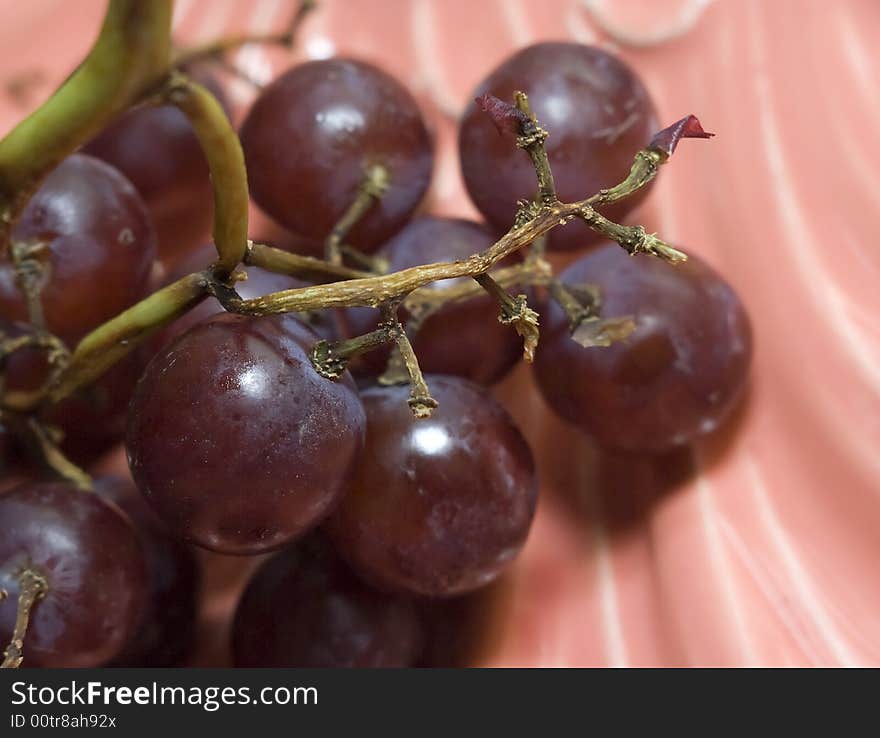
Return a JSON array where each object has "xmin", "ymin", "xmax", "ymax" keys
[
  {"xmin": 10, "ymin": 241, "xmax": 49, "ymax": 332},
  {"xmin": 474, "ymin": 273, "xmax": 541, "ymax": 362},
  {"xmin": 19, "ymin": 418, "xmax": 93, "ymax": 491},
  {"xmin": 337, "ymin": 245, "xmax": 389, "ymax": 274},
  {"xmin": 548, "ymin": 280, "xmax": 636, "ymax": 348},
  {"xmin": 372, "ymin": 260, "xmax": 549, "ymax": 402},
  {"xmin": 407, "ymin": 259, "xmax": 551, "ymax": 314},
  {"xmin": 0, "ymin": 331, "xmax": 70, "ymax": 412},
  {"xmin": 378, "ymin": 304, "xmax": 437, "ymax": 418},
  {"xmin": 1, "ymin": 569, "xmax": 48, "ymax": 669},
  {"xmin": 513, "ymin": 91, "xmax": 556, "ymax": 205},
  {"xmin": 162, "ymin": 73, "xmax": 249, "ymax": 277},
  {"xmin": 245, "ymin": 241, "xmax": 372, "ymax": 283},
  {"xmin": 171, "ymin": 0, "xmax": 317, "ymax": 69},
  {"xmin": 548, "ymin": 280, "xmax": 601, "ymax": 329},
  {"xmin": 325, "ymin": 164, "xmax": 390, "ymax": 265},
  {"xmin": 311, "ymin": 326, "xmax": 397, "ymax": 380},
  {"xmin": 208, "ymin": 191, "xmax": 684, "ymax": 317},
  {"xmin": 0, "ymin": 273, "xmax": 209, "ymax": 416},
  {"xmin": 0, "ymin": 0, "xmax": 173, "ymax": 253}
]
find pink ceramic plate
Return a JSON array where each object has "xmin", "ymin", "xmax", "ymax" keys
[{"xmin": 2, "ymin": 0, "xmax": 878, "ymax": 667}]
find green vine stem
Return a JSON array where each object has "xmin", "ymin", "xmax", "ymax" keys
[
  {"xmin": 0, "ymin": 273, "xmax": 209, "ymax": 416},
  {"xmin": 164, "ymin": 74, "xmax": 249, "ymax": 276},
  {"xmin": 0, "ymin": 0, "xmax": 173, "ymax": 251},
  {"xmin": 42, "ymin": 273, "xmax": 210, "ymax": 408}
]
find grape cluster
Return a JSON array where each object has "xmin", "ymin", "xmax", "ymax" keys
[{"xmin": 0, "ymin": 18, "xmax": 751, "ymax": 670}]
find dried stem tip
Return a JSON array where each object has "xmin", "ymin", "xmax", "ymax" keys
[
  {"xmin": 649, "ymin": 115, "xmax": 714, "ymax": 158},
  {"xmin": 475, "ymin": 93, "xmax": 533, "ymax": 138}
]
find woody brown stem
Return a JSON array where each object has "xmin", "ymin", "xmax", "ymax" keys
[
  {"xmin": 172, "ymin": 0, "xmax": 316, "ymax": 68},
  {"xmin": 1, "ymin": 569, "xmax": 48, "ymax": 669}
]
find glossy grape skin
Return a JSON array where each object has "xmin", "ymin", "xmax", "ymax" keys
[
  {"xmin": 459, "ymin": 42, "xmax": 658, "ymax": 251},
  {"xmin": 343, "ymin": 216, "xmax": 525, "ymax": 384},
  {"xmin": 327, "ymin": 377, "xmax": 538, "ymax": 598},
  {"xmin": 84, "ymin": 64, "xmax": 228, "ymax": 265},
  {"xmin": 95, "ymin": 477, "xmax": 200, "ymax": 668},
  {"xmin": 232, "ymin": 537, "xmax": 422, "ymax": 667},
  {"xmin": 533, "ymin": 244, "xmax": 752, "ymax": 453},
  {"xmin": 0, "ymin": 483, "xmax": 147, "ymax": 668},
  {"xmin": 0, "ymin": 154, "xmax": 156, "ymax": 343},
  {"xmin": 126, "ymin": 313, "xmax": 366, "ymax": 555},
  {"xmin": 155, "ymin": 243, "xmax": 338, "ymax": 350},
  {"xmin": 241, "ymin": 59, "xmax": 433, "ymax": 252}
]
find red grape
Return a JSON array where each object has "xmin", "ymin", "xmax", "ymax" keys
[
  {"xmin": 343, "ymin": 216, "xmax": 525, "ymax": 384},
  {"xmin": 459, "ymin": 42, "xmax": 657, "ymax": 251},
  {"xmin": 126, "ymin": 313, "xmax": 365, "ymax": 555},
  {"xmin": 0, "ymin": 482, "xmax": 147, "ymax": 667},
  {"xmin": 83, "ymin": 63, "xmax": 228, "ymax": 266},
  {"xmin": 417, "ymin": 578, "xmax": 510, "ymax": 667},
  {"xmin": 232, "ymin": 536, "xmax": 422, "ymax": 667},
  {"xmin": 241, "ymin": 59, "xmax": 433, "ymax": 252},
  {"xmin": 534, "ymin": 244, "xmax": 752, "ymax": 452},
  {"xmin": 95, "ymin": 477, "xmax": 200, "ymax": 667},
  {"xmin": 0, "ymin": 154, "xmax": 156, "ymax": 343},
  {"xmin": 327, "ymin": 376, "xmax": 537, "ymax": 597}
]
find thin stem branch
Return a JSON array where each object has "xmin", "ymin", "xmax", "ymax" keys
[
  {"xmin": 548, "ymin": 280, "xmax": 635, "ymax": 348},
  {"xmin": 21, "ymin": 417, "xmax": 92, "ymax": 491},
  {"xmin": 548, "ymin": 280, "xmax": 599, "ymax": 330},
  {"xmin": 404, "ymin": 259, "xmax": 551, "ymax": 313},
  {"xmin": 325, "ymin": 164, "xmax": 390, "ymax": 264},
  {"xmin": 474, "ymin": 273, "xmax": 540, "ymax": 362},
  {"xmin": 576, "ymin": 205, "xmax": 687, "ymax": 262},
  {"xmin": 392, "ymin": 331, "xmax": 436, "ymax": 418},
  {"xmin": 338, "ymin": 245, "xmax": 388, "ymax": 274},
  {"xmin": 310, "ymin": 326, "xmax": 396, "ymax": 380},
  {"xmin": 10, "ymin": 241, "xmax": 48, "ymax": 331},
  {"xmin": 245, "ymin": 241, "xmax": 371, "ymax": 283},
  {"xmin": 379, "ymin": 305, "xmax": 436, "ymax": 418},
  {"xmin": 0, "ymin": 331, "xmax": 70, "ymax": 409},
  {"xmin": 172, "ymin": 0, "xmax": 316, "ymax": 68},
  {"xmin": 164, "ymin": 74, "xmax": 248, "ymax": 276},
  {"xmin": 586, "ymin": 149, "xmax": 664, "ymax": 207},
  {"xmin": 1, "ymin": 570, "xmax": 48, "ymax": 669},
  {"xmin": 42, "ymin": 273, "xmax": 209, "ymax": 408},
  {"xmin": 513, "ymin": 91, "xmax": 556, "ymax": 205}
]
